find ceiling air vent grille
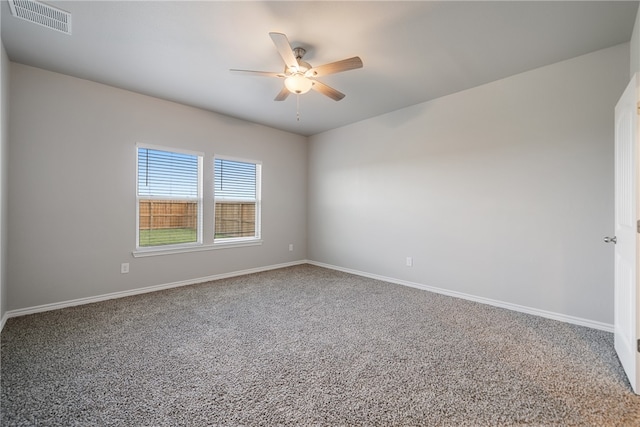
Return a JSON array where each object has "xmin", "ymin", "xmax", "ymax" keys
[{"xmin": 8, "ymin": 0, "xmax": 71, "ymax": 35}]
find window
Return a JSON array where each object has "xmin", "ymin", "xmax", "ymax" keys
[
  {"xmin": 137, "ymin": 146, "xmax": 203, "ymax": 248},
  {"xmin": 214, "ymin": 157, "xmax": 261, "ymax": 242}
]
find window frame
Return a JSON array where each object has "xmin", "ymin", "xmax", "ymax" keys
[
  {"xmin": 135, "ymin": 143, "xmax": 204, "ymax": 251},
  {"xmin": 213, "ymin": 155, "xmax": 262, "ymax": 245}
]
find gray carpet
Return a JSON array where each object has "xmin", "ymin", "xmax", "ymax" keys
[{"xmin": 1, "ymin": 264, "xmax": 639, "ymax": 426}]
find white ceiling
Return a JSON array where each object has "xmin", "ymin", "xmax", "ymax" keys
[{"xmin": 1, "ymin": 1, "xmax": 637, "ymax": 136}]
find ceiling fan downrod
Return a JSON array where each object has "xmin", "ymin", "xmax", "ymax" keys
[{"xmin": 293, "ymin": 47, "xmax": 306, "ymax": 61}]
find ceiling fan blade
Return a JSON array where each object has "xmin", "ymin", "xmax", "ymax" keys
[
  {"xmin": 306, "ymin": 57, "xmax": 363, "ymax": 78},
  {"xmin": 230, "ymin": 69, "xmax": 285, "ymax": 78},
  {"xmin": 269, "ymin": 32, "xmax": 299, "ymax": 72},
  {"xmin": 274, "ymin": 86, "xmax": 290, "ymax": 101},
  {"xmin": 311, "ymin": 80, "xmax": 345, "ymax": 101}
]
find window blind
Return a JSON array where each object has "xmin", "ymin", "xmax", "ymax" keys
[
  {"xmin": 138, "ymin": 148, "xmax": 199, "ymax": 199},
  {"xmin": 214, "ymin": 158, "xmax": 256, "ymax": 200}
]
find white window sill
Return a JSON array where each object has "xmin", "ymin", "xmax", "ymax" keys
[{"xmin": 132, "ymin": 239, "xmax": 263, "ymax": 258}]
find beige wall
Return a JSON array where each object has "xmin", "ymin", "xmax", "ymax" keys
[
  {"xmin": 308, "ymin": 44, "xmax": 629, "ymax": 327},
  {"xmin": 7, "ymin": 64, "xmax": 307, "ymax": 310}
]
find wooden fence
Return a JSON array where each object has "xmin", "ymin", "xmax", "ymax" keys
[
  {"xmin": 139, "ymin": 200, "xmax": 255, "ymax": 238},
  {"xmin": 139, "ymin": 200, "xmax": 197, "ymax": 230},
  {"xmin": 215, "ymin": 202, "xmax": 256, "ymax": 238}
]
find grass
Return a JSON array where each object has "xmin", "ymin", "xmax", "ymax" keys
[
  {"xmin": 139, "ymin": 228, "xmax": 197, "ymax": 247},
  {"xmin": 139, "ymin": 228, "xmax": 254, "ymax": 247}
]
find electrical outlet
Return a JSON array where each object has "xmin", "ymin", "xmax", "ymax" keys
[
  {"xmin": 406, "ymin": 257, "xmax": 413, "ymax": 267},
  {"xmin": 121, "ymin": 263, "xmax": 129, "ymax": 274},
  {"xmin": 289, "ymin": 244, "xmax": 294, "ymax": 252}
]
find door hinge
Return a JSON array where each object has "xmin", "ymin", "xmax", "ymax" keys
[
  {"xmin": 637, "ymin": 102, "xmax": 640, "ymax": 115},
  {"xmin": 637, "ymin": 339, "xmax": 640, "ymax": 353},
  {"xmin": 637, "ymin": 220, "xmax": 640, "ymax": 233}
]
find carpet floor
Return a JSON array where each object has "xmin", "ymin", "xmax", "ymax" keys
[{"xmin": 1, "ymin": 264, "xmax": 639, "ymax": 426}]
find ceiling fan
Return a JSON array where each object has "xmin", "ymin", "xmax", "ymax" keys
[{"xmin": 230, "ymin": 32, "xmax": 363, "ymax": 102}]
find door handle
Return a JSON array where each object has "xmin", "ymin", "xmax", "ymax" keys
[{"xmin": 604, "ymin": 236, "xmax": 617, "ymax": 244}]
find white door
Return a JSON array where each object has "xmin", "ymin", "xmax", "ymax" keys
[{"xmin": 613, "ymin": 73, "xmax": 640, "ymax": 394}]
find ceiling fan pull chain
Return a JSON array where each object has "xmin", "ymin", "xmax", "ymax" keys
[{"xmin": 296, "ymin": 94, "xmax": 301, "ymax": 122}]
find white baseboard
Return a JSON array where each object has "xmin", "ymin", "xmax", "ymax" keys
[
  {"xmin": 307, "ymin": 260, "xmax": 614, "ymax": 333},
  {"xmin": 2, "ymin": 260, "xmax": 307, "ymax": 326},
  {"xmin": 1, "ymin": 259, "xmax": 613, "ymax": 335}
]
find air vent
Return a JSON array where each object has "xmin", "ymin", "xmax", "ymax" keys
[{"xmin": 8, "ymin": 0, "xmax": 71, "ymax": 35}]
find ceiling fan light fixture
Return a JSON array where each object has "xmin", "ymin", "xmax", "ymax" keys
[{"xmin": 285, "ymin": 73, "xmax": 313, "ymax": 94}]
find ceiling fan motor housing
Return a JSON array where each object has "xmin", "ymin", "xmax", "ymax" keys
[
  {"xmin": 287, "ymin": 47, "xmax": 311, "ymax": 74},
  {"xmin": 289, "ymin": 60, "xmax": 311, "ymax": 74}
]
